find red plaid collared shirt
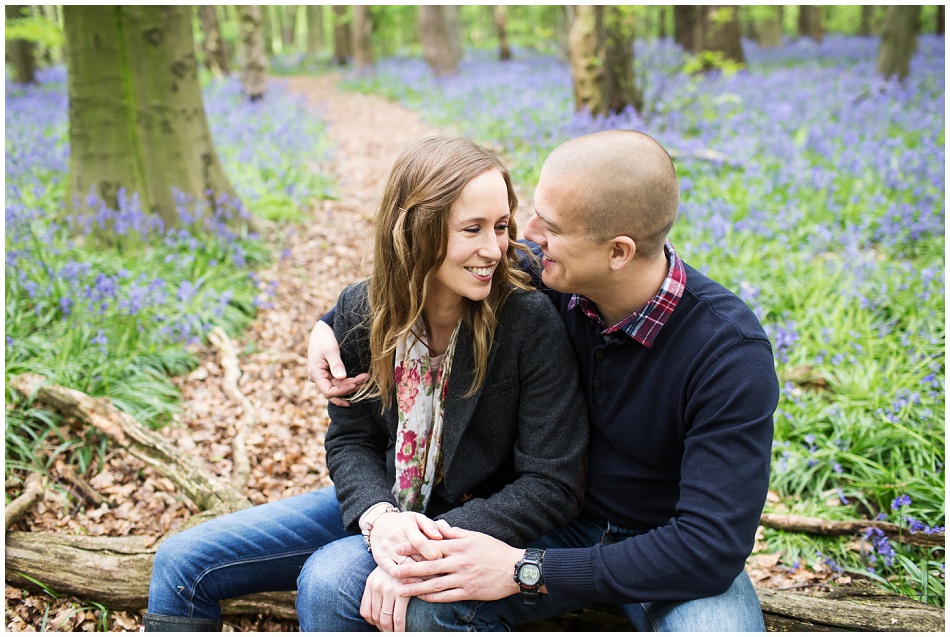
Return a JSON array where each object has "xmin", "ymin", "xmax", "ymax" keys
[{"xmin": 567, "ymin": 241, "xmax": 686, "ymax": 348}]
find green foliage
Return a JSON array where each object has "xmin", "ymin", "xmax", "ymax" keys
[{"xmin": 4, "ymin": 14, "xmax": 64, "ymax": 49}]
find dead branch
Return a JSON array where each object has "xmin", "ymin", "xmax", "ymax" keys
[
  {"xmin": 208, "ymin": 327, "xmax": 257, "ymax": 489},
  {"xmin": 53, "ymin": 465, "xmax": 111, "ymax": 509},
  {"xmin": 760, "ymin": 513, "xmax": 944, "ymax": 549},
  {"xmin": 8, "ymin": 374, "xmax": 250, "ymax": 515},
  {"xmin": 5, "ymin": 473, "xmax": 44, "ymax": 530}
]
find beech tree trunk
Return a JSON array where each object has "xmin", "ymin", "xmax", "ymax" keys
[
  {"xmin": 493, "ymin": 5, "xmax": 512, "ymax": 61},
  {"xmin": 704, "ymin": 6, "xmax": 746, "ymax": 65},
  {"xmin": 877, "ymin": 6, "xmax": 922, "ymax": 81},
  {"xmin": 261, "ymin": 4, "xmax": 274, "ymax": 55},
  {"xmin": 418, "ymin": 6, "xmax": 460, "ymax": 77},
  {"xmin": 443, "ymin": 5, "xmax": 463, "ymax": 65},
  {"xmin": 63, "ymin": 5, "xmax": 238, "ymax": 233},
  {"xmin": 798, "ymin": 5, "xmax": 824, "ymax": 42},
  {"xmin": 281, "ymin": 5, "xmax": 298, "ymax": 49},
  {"xmin": 197, "ymin": 5, "xmax": 231, "ymax": 76},
  {"xmin": 674, "ymin": 5, "xmax": 704, "ymax": 53},
  {"xmin": 937, "ymin": 5, "xmax": 945, "ymax": 35},
  {"xmin": 307, "ymin": 5, "xmax": 324, "ymax": 56},
  {"xmin": 860, "ymin": 5, "xmax": 874, "ymax": 36},
  {"xmin": 352, "ymin": 5, "xmax": 374, "ymax": 71},
  {"xmin": 5, "ymin": 5, "xmax": 37, "ymax": 85},
  {"xmin": 332, "ymin": 5, "xmax": 352, "ymax": 65},
  {"xmin": 757, "ymin": 6, "xmax": 783, "ymax": 48},
  {"xmin": 568, "ymin": 6, "xmax": 642, "ymax": 117},
  {"xmin": 238, "ymin": 5, "xmax": 268, "ymax": 101}
]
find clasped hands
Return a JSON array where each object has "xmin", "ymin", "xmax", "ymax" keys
[{"xmin": 361, "ymin": 512, "xmax": 524, "ymax": 632}]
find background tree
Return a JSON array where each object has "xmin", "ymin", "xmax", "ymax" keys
[
  {"xmin": 5, "ymin": 5, "xmax": 38, "ymax": 84},
  {"xmin": 197, "ymin": 5, "xmax": 230, "ymax": 76},
  {"xmin": 493, "ymin": 5, "xmax": 512, "ymax": 61},
  {"xmin": 860, "ymin": 6, "xmax": 874, "ymax": 36},
  {"xmin": 332, "ymin": 5, "xmax": 352, "ymax": 65},
  {"xmin": 936, "ymin": 6, "xmax": 944, "ymax": 35},
  {"xmin": 280, "ymin": 5, "xmax": 298, "ymax": 51},
  {"xmin": 443, "ymin": 5, "xmax": 463, "ymax": 65},
  {"xmin": 674, "ymin": 6, "xmax": 703, "ymax": 53},
  {"xmin": 238, "ymin": 5, "xmax": 267, "ymax": 101},
  {"xmin": 798, "ymin": 5, "xmax": 824, "ymax": 42},
  {"xmin": 262, "ymin": 4, "xmax": 274, "ymax": 56},
  {"xmin": 63, "ymin": 5, "xmax": 238, "ymax": 233},
  {"xmin": 418, "ymin": 6, "xmax": 460, "ymax": 77},
  {"xmin": 307, "ymin": 5, "xmax": 324, "ymax": 57},
  {"xmin": 756, "ymin": 6, "xmax": 784, "ymax": 48},
  {"xmin": 704, "ymin": 6, "xmax": 746, "ymax": 65},
  {"xmin": 877, "ymin": 5, "xmax": 922, "ymax": 81},
  {"xmin": 568, "ymin": 5, "xmax": 642, "ymax": 116},
  {"xmin": 352, "ymin": 5, "xmax": 373, "ymax": 71}
]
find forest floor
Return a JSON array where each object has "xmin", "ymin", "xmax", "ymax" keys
[{"xmin": 5, "ymin": 75, "xmax": 837, "ymax": 632}]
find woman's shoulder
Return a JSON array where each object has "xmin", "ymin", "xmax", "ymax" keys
[{"xmin": 498, "ymin": 286, "xmax": 560, "ymax": 327}]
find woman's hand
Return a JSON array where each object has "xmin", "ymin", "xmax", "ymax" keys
[
  {"xmin": 307, "ymin": 320, "xmax": 368, "ymax": 406},
  {"xmin": 360, "ymin": 566, "xmax": 413, "ymax": 632},
  {"xmin": 369, "ymin": 511, "xmax": 445, "ymax": 574}
]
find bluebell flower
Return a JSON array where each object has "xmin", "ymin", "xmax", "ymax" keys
[{"xmin": 891, "ymin": 494, "xmax": 912, "ymax": 510}]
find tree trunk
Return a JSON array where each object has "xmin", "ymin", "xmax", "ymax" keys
[
  {"xmin": 281, "ymin": 5, "xmax": 298, "ymax": 49},
  {"xmin": 5, "ymin": 5, "xmax": 37, "ymax": 84},
  {"xmin": 261, "ymin": 4, "xmax": 274, "ymax": 55},
  {"xmin": 674, "ymin": 6, "xmax": 704, "ymax": 53},
  {"xmin": 860, "ymin": 5, "xmax": 873, "ymax": 36},
  {"xmin": 197, "ymin": 5, "xmax": 231, "ymax": 76},
  {"xmin": 443, "ymin": 5, "xmax": 463, "ymax": 65},
  {"xmin": 351, "ymin": 5, "xmax": 374, "ymax": 71},
  {"xmin": 332, "ymin": 5, "xmax": 352, "ymax": 65},
  {"xmin": 704, "ymin": 6, "xmax": 746, "ymax": 65},
  {"xmin": 568, "ymin": 5, "xmax": 642, "ymax": 117},
  {"xmin": 418, "ymin": 6, "xmax": 459, "ymax": 77},
  {"xmin": 936, "ymin": 5, "xmax": 945, "ymax": 35},
  {"xmin": 877, "ymin": 5, "xmax": 921, "ymax": 81},
  {"xmin": 658, "ymin": 6, "xmax": 667, "ymax": 39},
  {"xmin": 238, "ymin": 5, "xmax": 268, "ymax": 101},
  {"xmin": 757, "ymin": 6, "xmax": 783, "ymax": 48},
  {"xmin": 63, "ymin": 6, "xmax": 239, "ymax": 234},
  {"xmin": 798, "ymin": 5, "xmax": 824, "ymax": 42},
  {"xmin": 493, "ymin": 6, "xmax": 512, "ymax": 61},
  {"xmin": 307, "ymin": 4, "xmax": 324, "ymax": 56}
]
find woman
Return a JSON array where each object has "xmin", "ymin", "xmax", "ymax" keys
[{"xmin": 144, "ymin": 136, "xmax": 588, "ymax": 631}]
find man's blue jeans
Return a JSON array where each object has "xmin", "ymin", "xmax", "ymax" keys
[
  {"xmin": 405, "ymin": 511, "xmax": 766, "ymax": 632},
  {"xmin": 147, "ymin": 486, "xmax": 378, "ymax": 631}
]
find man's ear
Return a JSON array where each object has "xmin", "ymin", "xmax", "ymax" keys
[{"xmin": 608, "ymin": 236, "xmax": 636, "ymax": 270}]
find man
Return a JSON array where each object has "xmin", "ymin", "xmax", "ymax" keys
[{"xmin": 309, "ymin": 130, "xmax": 779, "ymax": 631}]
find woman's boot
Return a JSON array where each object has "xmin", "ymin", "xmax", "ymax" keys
[{"xmin": 141, "ymin": 613, "xmax": 222, "ymax": 632}]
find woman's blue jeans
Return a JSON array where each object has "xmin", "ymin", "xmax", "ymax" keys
[
  {"xmin": 404, "ymin": 511, "xmax": 766, "ymax": 632},
  {"xmin": 147, "ymin": 486, "xmax": 378, "ymax": 631}
]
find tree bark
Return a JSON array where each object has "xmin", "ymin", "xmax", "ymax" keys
[
  {"xmin": 760, "ymin": 513, "xmax": 944, "ymax": 549},
  {"xmin": 6, "ymin": 534, "xmax": 943, "ymax": 632},
  {"xmin": 8, "ymin": 374, "xmax": 251, "ymax": 515},
  {"xmin": 937, "ymin": 5, "xmax": 945, "ymax": 35},
  {"xmin": 568, "ymin": 5, "xmax": 642, "ymax": 116},
  {"xmin": 674, "ymin": 5, "xmax": 704, "ymax": 53},
  {"xmin": 493, "ymin": 6, "xmax": 512, "ymax": 61},
  {"xmin": 306, "ymin": 4, "xmax": 324, "ymax": 56},
  {"xmin": 757, "ymin": 6, "xmax": 783, "ymax": 48},
  {"xmin": 5, "ymin": 5, "xmax": 37, "ymax": 84},
  {"xmin": 658, "ymin": 6, "xmax": 667, "ymax": 39},
  {"xmin": 63, "ymin": 5, "xmax": 239, "ymax": 234},
  {"xmin": 332, "ymin": 5, "xmax": 352, "ymax": 65},
  {"xmin": 798, "ymin": 5, "xmax": 824, "ymax": 42},
  {"xmin": 443, "ymin": 5, "xmax": 463, "ymax": 66},
  {"xmin": 877, "ymin": 6, "xmax": 921, "ymax": 81},
  {"xmin": 197, "ymin": 5, "xmax": 231, "ymax": 76},
  {"xmin": 860, "ymin": 5, "xmax": 873, "ymax": 36},
  {"xmin": 704, "ymin": 6, "xmax": 746, "ymax": 65},
  {"xmin": 261, "ymin": 4, "xmax": 274, "ymax": 55},
  {"xmin": 281, "ymin": 5, "xmax": 298, "ymax": 49},
  {"xmin": 238, "ymin": 5, "xmax": 268, "ymax": 101},
  {"xmin": 418, "ymin": 6, "xmax": 460, "ymax": 77},
  {"xmin": 352, "ymin": 5, "xmax": 374, "ymax": 71}
]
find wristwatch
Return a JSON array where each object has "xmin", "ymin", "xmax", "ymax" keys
[{"xmin": 513, "ymin": 548, "xmax": 545, "ymax": 604}]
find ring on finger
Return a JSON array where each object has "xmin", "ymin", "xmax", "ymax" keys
[{"xmin": 381, "ymin": 610, "xmax": 394, "ymax": 615}]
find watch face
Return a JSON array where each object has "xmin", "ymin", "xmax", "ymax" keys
[{"xmin": 519, "ymin": 563, "xmax": 541, "ymax": 586}]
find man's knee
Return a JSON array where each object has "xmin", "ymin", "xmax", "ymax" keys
[{"xmin": 641, "ymin": 571, "xmax": 764, "ymax": 632}]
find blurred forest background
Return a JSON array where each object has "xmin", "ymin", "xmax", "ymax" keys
[{"xmin": 4, "ymin": 4, "xmax": 945, "ymax": 632}]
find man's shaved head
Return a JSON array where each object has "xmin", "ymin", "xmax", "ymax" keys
[{"xmin": 542, "ymin": 130, "xmax": 679, "ymax": 258}]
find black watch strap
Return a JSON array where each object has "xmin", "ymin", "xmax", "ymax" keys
[{"xmin": 513, "ymin": 548, "xmax": 545, "ymax": 604}]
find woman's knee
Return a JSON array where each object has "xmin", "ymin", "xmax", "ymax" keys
[
  {"xmin": 296, "ymin": 537, "xmax": 371, "ymax": 630},
  {"xmin": 151, "ymin": 528, "xmax": 206, "ymax": 588}
]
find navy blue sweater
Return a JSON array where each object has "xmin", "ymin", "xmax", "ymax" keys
[{"xmin": 539, "ymin": 260, "xmax": 779, "ymax": 604}]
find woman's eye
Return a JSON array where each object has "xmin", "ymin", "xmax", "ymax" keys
[
  {"xmin": 463, "ymin": 227, "xmax": 480, "ymax": 234},
  {"xmin": 495, "ymin": 224, "xmax": 509, "ymax": 232}
]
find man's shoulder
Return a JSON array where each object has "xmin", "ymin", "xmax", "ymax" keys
[{"xmin": 679, "ymin": 262, "xmax": 768, "ymax": 342}]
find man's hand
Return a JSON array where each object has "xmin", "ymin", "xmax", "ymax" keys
[
  {"xmin": 370, "ymin": 512, "xmax": 445, "ymax": 575},
  {"xmin": 390, "ymin": 526, "xmax": 525, "ymax": 603},
  {"xmin": 307, "ymin": 320, "xmax": 367, "ymax": 406},
  {"xmin": 360, "ymin": 566, "xmax": 415, "ymax": 632}
]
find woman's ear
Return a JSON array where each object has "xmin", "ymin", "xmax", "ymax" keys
[{"xmin": 608, "ymin": 236, "xmax": 636, "ymax": 270}]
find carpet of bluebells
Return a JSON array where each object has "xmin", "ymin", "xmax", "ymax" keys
[
  {"xmin": 343, "ymin": 35, "xmax": 945, "ymax": 604},
  {"xmin": 5, "ymin": 69, "xmax": 331, "ymax": 471}
]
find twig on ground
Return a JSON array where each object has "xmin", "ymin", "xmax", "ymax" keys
[
  {"xmin": 208, "ymin": 327, "xmax": 258, "ymax": 489},
  {"xmin": 760, "ymin": 513, "xmax": 944, "ymax": 548},
  {"xmin": 4, "ymin": 473, "xmax": 44, "ymax": 530}
]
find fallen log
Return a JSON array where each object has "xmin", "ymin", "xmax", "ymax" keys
[
  {"xmin": 5, "ymin": 533, "xmax": 943, "ymax": 631},
  {"xmin": 4, "ymin": 474, "xmax": 44, "ymax": 530},
  {"xmin": 760, "ymin": 513, "xmax": 944, "ymax": 549},
  {"xmin": 8, "ymin": 374, "xmax": 250, "ymax": 516}
]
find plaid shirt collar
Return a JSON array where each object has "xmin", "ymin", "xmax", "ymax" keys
[{"xmin": 567, "ymin": 241, "xmax": 686, "ymax": 348}]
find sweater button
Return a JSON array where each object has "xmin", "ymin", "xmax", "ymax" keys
[{"xmin": 593, "ymin": 379, "xmax": 601, "ymax": 387}]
